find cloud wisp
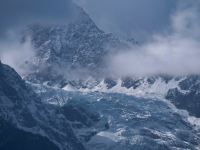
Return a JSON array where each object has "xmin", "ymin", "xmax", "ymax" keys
[
  {"xmin": 0, "ymin": 0, "xmax": 77, "ymax": 75},
  {"xmin": 108, "ymin": 0, "xmax": 200, "ymax": 77},
  {"xmin": 0, "ymin": 36, "xmax": 35, "ymax": 75}
]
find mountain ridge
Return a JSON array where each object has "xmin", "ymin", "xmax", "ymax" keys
[{"xmin": 18, "ymin": 2, "xmax": 200, "ymax": 119}]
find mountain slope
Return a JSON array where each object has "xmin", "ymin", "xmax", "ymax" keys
[
  {"xmin": 31, "ymin": 85, "xmax": 200, "ymax": 150},
  {"xmin": 0, "ymin": 62, "xmax": 88, "ymax": 150},
  {"xmin": 0, "ymin": 62, "xmax": 58, "ymax": 150},
  {"xmin": 0, "ymin": 118, "xmax": 59, "ymax": 150},
  {"xmin": 166, "ymin": 75, "xmax": 200, "ymax": 117}
]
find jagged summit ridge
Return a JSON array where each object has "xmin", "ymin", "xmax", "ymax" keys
[{"xmin": 21, "ymin": 3, "xmax": 132, "ymax": 86}]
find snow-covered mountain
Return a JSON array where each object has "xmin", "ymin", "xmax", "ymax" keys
[
  {"xmin": 18, "ymin": 2, "xmax": 200, "ymax": 119},
  {"xmin": 2, "ymin": 2, "xmax": 200, "ymax": 150},
  {"xmin": 21, "ymin": 4, "xmax": 134, "ymax": 86}
]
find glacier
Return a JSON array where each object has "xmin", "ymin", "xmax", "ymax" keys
[{"xmin": 30, "ymin": 82, "xmax": 200, "ymax": 150}]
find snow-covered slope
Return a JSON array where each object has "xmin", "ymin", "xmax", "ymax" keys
[
  {"xmin": 30, "ymin": 83, "xmax": 200, "ymax": 150},
  {"xmin": 61, "ymin": 75, "xmax": 200, "ymax": 118},
  {"xmin": 71, "ymin": 77, "xmax": 181, "ymax": 98},
  {"xmin": 1, "ymin": 62, "xmax": 200, "ymax": 150}
]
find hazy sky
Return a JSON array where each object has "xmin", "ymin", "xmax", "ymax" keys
[
  {"xmin": 75, "ymin": 0, "xmax": 178, "ymax": 41},
  {"xmin": 0, "ymin": 0, "xmax": 74, "ymax": 37},
  {"xmin": 1, "ymin": 0, "xmax": 200, "ymax": 76},
  {"xmin": 109, "ymin": 0, "xmax": 200, "ymax": 76},
  {"xmin": 0, "ymin": 0, "xmax": 178, "ymax": 41}
]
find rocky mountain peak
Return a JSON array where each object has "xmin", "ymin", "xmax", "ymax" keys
[{"xmin": 20, "ymin": 3, "xmax": 133, "ymax": 86}]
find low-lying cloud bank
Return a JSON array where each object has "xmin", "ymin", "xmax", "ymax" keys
[
  {"xmin": 109, "ymin": 0, "xmax": 200, "ymax": 77},
  {"xmin": 1, "ymin": 0, "xmax": 200, "ymax": 78}
]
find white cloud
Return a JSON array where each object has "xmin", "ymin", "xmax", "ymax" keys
[
  {"xmin": 108, "ymin": 0, "xmax": 200, "ymax": 77},
  {"xmin": 0, "ymin": 35, "xmax": 35, "ymax": 75}
]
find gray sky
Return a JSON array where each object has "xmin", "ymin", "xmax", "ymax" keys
[
  {"xmin": 75, "ymin": 0, "xmax": 178, "ymax": 41},
  {"xmin": 1, "ymin": 0, "xmax": 200, "ymax": 76},
  {"xmin": 0, "ymin": 0, "xmax": 178, "ymax": 41},
  {"xmin": 108, "ymin": 0, "xmax": 200, "ymax": 76},
  {"xmin": 0, "ymin": 0, "xmax": 74, "ymax": 37}
]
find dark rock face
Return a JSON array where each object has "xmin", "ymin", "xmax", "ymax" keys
[
  {"xmin": 0, "ymin": 62, "xmax": 114, "ymax": 150},
  {"xmin": 0, "ymin": 118, "xmax": 59, "ymax": 150},
  {"xmin": 62, "ymin": 105, "xmax": 100, "ymax": 127},
  {"xmin": 0, "ymin": 63, "xmax": 38, "ymax": 129},
  {"xmin": 22, "ymin": 4, "xmax": 131, "ymax": 86},
  {"xmin": 0, "ymin": 63, "xmax": 87, "ymax": 150},
  {"xmin": 121, "ymin": 77, "xmax": 142, "ymax": 89},
  {"xmin": 166, "ymin": 87, "xmax": 200, "ymax": 117},
  {"xmin": 104, "ymin": 78, "xmax": 117, "ymax": 89},
  {"xmin": 166, "ymin": 75, "xmax": 200, "ymax": 117}
]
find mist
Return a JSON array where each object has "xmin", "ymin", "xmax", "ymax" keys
[
  {"xmin": 109, "ymin": 0, "xmax": 200, "ymax": 77},
  {"xmin": 0, "ymin": 34, "xmax": 35, "ymax": 75},
  {"xmin": 1, "ymin": 0, "xmax": 200, "ymax": 78},
  {"xmin": 0, "ymin": 0, "xmax": 76, "ymax": 73}
]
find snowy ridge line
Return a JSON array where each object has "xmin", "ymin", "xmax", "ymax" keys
[
  {"xmin": 62, "ymin": 77, "xmax": 200, "ymax": 129},
  {"xmin": 63, "ymin": 77, "xmax": 185, "ymax": 99},
  {"xmin": 29, "ymin": 78, "xmax": 200, "ymax": 130}
]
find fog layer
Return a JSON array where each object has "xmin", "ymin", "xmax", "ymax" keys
[{"xmin": 109, "ymin": 0, "xmax": 200, "ymax": 76}]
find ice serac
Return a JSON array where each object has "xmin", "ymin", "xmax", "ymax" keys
[
  {"xmin": 23, "ymin": 4, "xmax": 132, "ymax": 86},
  {"xmin": 60, "ymin": 75, "xmax": 200, "ymax": 118}
]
